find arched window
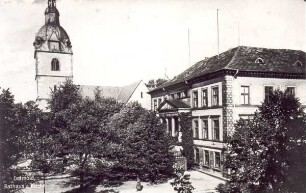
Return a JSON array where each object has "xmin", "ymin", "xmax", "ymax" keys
[
  {"xmin": 51, "ymin": 58, "xmax": 60, "ymax": 71},
  {"xmin": 255, "ymin": 57, "xmax": 264, "ymax": 64}
]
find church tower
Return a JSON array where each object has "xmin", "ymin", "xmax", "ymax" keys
[{"xmin": 33, "ymin": 0, "xmax": 73, "ymax": 110}]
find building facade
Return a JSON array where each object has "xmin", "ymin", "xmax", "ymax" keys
[{"xmin": 148, "ymin": 46, "xmax": 306, "ymax": 177}]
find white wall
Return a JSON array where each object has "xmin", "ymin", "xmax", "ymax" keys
[
  {"xmin": 128, "ymin": 81, "xmax": 151, "ymax": 110},
  {"xmin": 36, "ymin": 52, "xmax": 73, "ymax": 77},
  {"xmin": 232, "ymin": 76, "xmax": 306, "ymax": 121}
]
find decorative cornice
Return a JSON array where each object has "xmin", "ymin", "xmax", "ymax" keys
[{"xmin": 148, "ymin": 69, "xmax": 305, "ymax": 95}]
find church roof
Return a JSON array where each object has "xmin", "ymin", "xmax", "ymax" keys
[
  {"xmin": 80, "ymin": 80, "xmax": 143, "ymax": 104},
  {"xmin": 80, "ymin": 85, "xmax": 121, "ymax": 99},
  {"xmin": 150, "ymin": 46, "xmax": 306, "ymax": 93},
  {"xmin": 117, "ymin": 81, "xmax": 142, "ymax": 103}
]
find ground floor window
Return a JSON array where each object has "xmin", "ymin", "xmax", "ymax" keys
[
  {"xmin": 214, "ymin": 152, "xmax": 221, "ymax": 169},
  {"xmin": 194, "ymin": 148, "xmax": 200, "ymax": 164},
  {"xmin": 204, "ymin": 150, "xmax": 209, "ymax": 166}
]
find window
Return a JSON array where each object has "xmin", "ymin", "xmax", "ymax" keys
[
  {"xmin": 193, "ymin": 90, "xmax": 198, "ymax": 108},
  {"xmin": 49, "ymin": 41, "xmax": 61, "ymax": 51},
  {"xmin": 51, "ymin": 58, "xmax": 60, "ymax": 71},
  {"xmin": 239, "ymin": 114, "xmax": 254, "ymax": 124},
  {"xmin": 202, "ymin": 119, "xmax": 208, "ymax": 139},
  {"xmin": 212, "ymin": 87, "xmax": 219, "ymax": 106},
  {"xmin": 153, "ymin": 99, "xmax": 157, "ymax": 111},
  {"xmin": 241, "ymin": 86, "xmax": 250, "ymax": 105},
  {"xmin": 255, "ymin": 58, "xmax": 264, "ymax": 64},
  {"xmin": 195, "ymin": 148, "xmax": 200, "ymax": 164},
  {"xmin": 286, "ymin": 87, "xmax": 295, "ymax": 96},
  {"xmin": 193, "ymin": 120, "xmax": 199, "ymax": 139},
  {"xmin": 202, "ymin": 89, "xmax": 208, "ymax": 107},
  {"xmin": 204, "ymin": 150, "xmax": 210, "ymax": 166},
  {"xmin": 176, "ymin": 92, "xmax": 181, "ymax": 99},
  {"xmin": 212, "ymin": 119, "xmax": 220, "ymax": 140},
  {"xmin": 158, "ymin": 98, "xmax": 162, "ymax": 106},
  {"xmin": 214, "ymin": 152, "xmax": 221, "ymax": 169},
  {"xmin": 140, "ymin": 92, "xmax": 143, "ymax": 98},
  {"xmin": 184, "ymin": 90, "xmax": 189, "ymax": 98},
  {"xmin": 264, "ymin": 86, "xmax": 273, "ymax": 102},
  {"xmin": 295, "ymin": 61, "xmax": 303, "ymax": 67},
  {"xmin": 171, "ymin": 94, "xmax": 175, "ymax": 99}
]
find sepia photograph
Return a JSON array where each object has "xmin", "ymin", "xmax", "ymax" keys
[{"xmin": 0, "ymin": 0, "xmax": 305, "ymax": 192}]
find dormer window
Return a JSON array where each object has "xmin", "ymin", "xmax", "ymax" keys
[
  {"xmin": 51, "ymin": 58, "xmax": 60, "ymax": 71},
  {"xmin": 295, "ymin": 61, "xmax": 303, "ymax": 67},
  {"xmin": 255, "ymin": 58, "xmax": 264, "ymax": 64}
]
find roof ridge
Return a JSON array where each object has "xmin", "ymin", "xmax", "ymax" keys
[
  {"xmin": 115, "ymin": 87, "xmax": 123, "ymax": 100},
  {"xmin": 124, "ymin": 80, "xmax": 142, "ymax": 103},
  {"xmin": 224, "ymin": 46, "xmax": 241, "ymax": 69}
]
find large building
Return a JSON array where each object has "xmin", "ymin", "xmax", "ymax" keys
[
  {"xmin": 148, "ymin": 46, "xmax": 306, "ymax": 177},
  {"xmin": 33, "ymin": 0, "xmax": 150, "ymax": 110}
]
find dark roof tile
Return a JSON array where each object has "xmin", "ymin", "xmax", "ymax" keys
[{"xmin": 151, "ymin": 46, "xmax": 306, "ymax": 92}]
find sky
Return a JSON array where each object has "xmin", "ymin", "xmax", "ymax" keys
[{"xmin": 0, "ymin": 0, "xmax": 305, "ymax": 103}]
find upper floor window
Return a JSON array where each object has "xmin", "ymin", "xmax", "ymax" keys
[
  {"xmin": 264, "ymin": 86, "xmax": 273, "ymax": 102},
  {"xmin": 241, "ymin": 86, "xmax": 250, "ymax": 105},
  {"xmin": 193, "ymin": 120, "xmax": 199, "ymax": 139},
  {"xmin": 202, "ymin": 89, "xmax": 208, "ymax": 107},
  {"xmin": 212, "ymin": 119, "xmax": 220, "ymax": 141},
  {"xmin": 158, "ymin": 98, "xmax": 162, "ymax": 106},
  {"xmin": 212, "ymin": 87, "xmax": 219, "ymax": 106},
  {"xmin": 202, "ymin": 119, "xmax": 208, "ymax": 139},
  {"xmin": 153, "ymin": 99, "xmax": 157, "ymax": 111},
  {"xmin": 171, "ymin": 94, "xmax": 175, "ymax": 100},
  {"xmin": 140, "ymin": 92, "xmax": 143, "ymax": 98},
  {"xmin": 193, "ymin": 91, "xmax": 198, "ymax": 108},
  {"xmin": 182, "ymin": 90, "xmax": 188, "ymax": 98},
  {"xmin": 286, "ymin": 87, "xmax": 295, "ymax": 97},
  {"xmin": 51, "ymin": 58, "xmax": 60, "ymax": 71},
  {"xmin": 214, "ymin": 152, "xmax": 221, "ymax": 169}
]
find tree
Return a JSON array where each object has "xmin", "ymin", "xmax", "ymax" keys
[
  {"xmin": 146, "ymin": 79, "xmax": 156, "ymax": 90},
  {"xmin": 48, "ymin": 80, "xmax": 123, "ymax": 189},
  {"xmin": 146, "ymin": 78, "xmax": 168, "ymax": 89},
  {"xmin": 179, "ymin": 113, "xmax": 194, "ymax": 169},
  {"xmin": 0, "ymin": 89, "xmax": 41, "ymax": 193},
  {"xmin": 222, "ymin": 90, "xmax": 306, "ymax": 193},
  {"xmin": 156, "ymin": 78, "xmax": 168, "ymax": 87},
  {"xmin": 171, "ymin": 169, "xmax": 195, "ymax": 193},
  {"xmin": 0, "ymin": 88, "xmax": 20, "ymax": 193},
  {"xmin": 109, "ymin": 103, "xmax": 175, "ymax": 182}
]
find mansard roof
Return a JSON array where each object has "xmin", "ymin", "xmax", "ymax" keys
[{"xmin": 149, "ymin": 46, "xmax": 306, "ymax": 93}]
